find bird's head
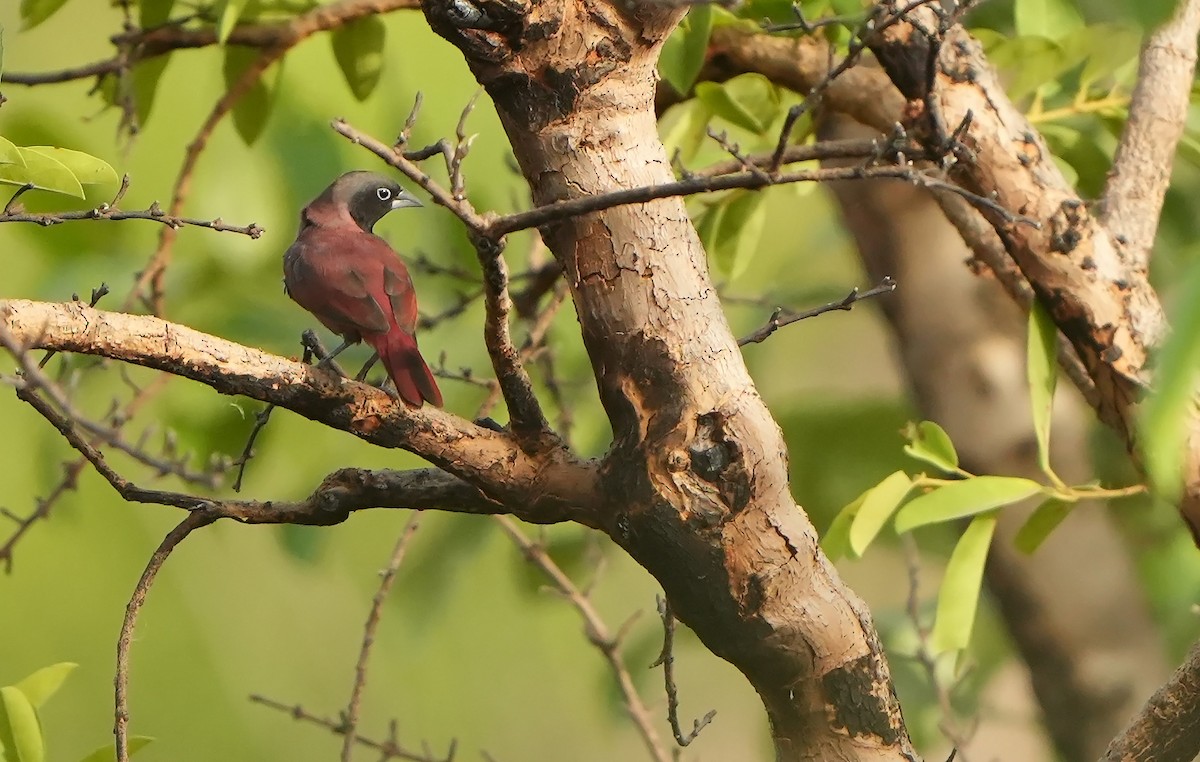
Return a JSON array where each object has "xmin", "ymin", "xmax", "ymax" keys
[{"xmin": 318, "ymin": 170, "xmax": 423, "ymax": 233}]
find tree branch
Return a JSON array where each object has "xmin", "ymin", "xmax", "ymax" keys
[
  {"xmin": 1, "ymin": 0, "xmax": 421, "ymax": 87},
  {"xmin": 0, "ymin": 298, "xmax": 599, "ymax": 525},
  {"xmin": 341, "ymin": 514, "xmax": 422, "ymax": 761},
  {"xmin": 1103, "ymin": 638, "xmax": 1200, "ymax": 762},
  {"xmin": 864, "ymin": 3, "xmax": 1200, "ymax": 533},
  {"xmin": 1100, "ymin": 0, "xmax": 1200, "ymax": 272},
  {"xmin": 115, "ymin": 509, "xmax": 218, "ymax": 762}
]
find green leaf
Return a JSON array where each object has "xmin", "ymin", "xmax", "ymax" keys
[
  {"xmin": 330, "ymin": 15, "xmax": 387, "ymax": 102},
  {"xmin": 1027, "ymin": 300, "xmax": 1058, "ymax": 478},
  {"xmin": 695, "ymin": 74, "xmax": 780, "ymax": 134},
  {"xmin": 0, "ymin": 137, "xmax": 24, "ymax": 167},
  {"xmin": 21, "ymin": 148, "xmax": 117, "ymax": 188},
  {"xmin": 894, "ymin": 476, "xmax": 1044, "ymax": 534},
  {"xmin": 139, "ymin": 0, "xmax": 176, "ymax": 27},
  {"xmin": 902, "ymin": 421, "xmax": 959, "ymax": 473},
  {"xmin": 694, "ymin": 201, "xmax": 725, "ymax": 256},
  {"xmin": 1014, "ymin": 0, "xmax": 1083, "ymax": 40},
  {"xmin": 77, "ymin": 737, "xmax": 154, "ymax": 762},
  {"xmin": 659, "ymin": 4, "xmax": 713, "ymax": 95},
  {"xmin": 0, "ymin": 685, "xmax": 43, "ymax": 762},
  {"xmin": 0, "ymin": 147, "xmax": 84, "ymax": 198},
  {"xmin": 1071, "ymin": 24, "xmax": 1142, "ymax": 89},
  {"xmin": 660, "ymin": 100, "xmax": 712, "ymax": 166},
  {"xmin": 848, "ymin": 470, "xmax": 912, "ymax": 557},
  {"xmin": 13, "ymin": 664, "xmax": 76, "ymax": 710},
  {"xmin": 821, "ymin": 490, "xmax": 867, "ymax": 562},
  {"xmin": 1115, "ymin": 0, "xmax": 1177, "ymax": 30},
  {"xmin": 986, "ymin": 36, "xmax": 1068, "ymax": 101},
  {"xmin": 1141, "ymin": 262, "xmax": 1200, "ymax": 499},
  {"xmin": 931, "ymin": 512, "xmax": 997, "ymax": 653},
  {"xmin": 216, "ymin": 0, "xmax": 248, "ymax": 44},
  {"xmin": 1014, "ymin": 498, "xmax": 1074, "ymax": 554},
  {"xmin": 19, "ymin": 0, "xmax": 71, "ymax": 29},
  {"xmin": 222, "ymin": 48, "xmax": 281, "ymax": 145},
  {"xmin": 710, "ymin": 190, "xmax": 767, "ymax": 281}
]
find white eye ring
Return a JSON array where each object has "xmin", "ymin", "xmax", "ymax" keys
[{"xmin": 376, "ymin": 187, "xmax": 393, "ymax": 201}]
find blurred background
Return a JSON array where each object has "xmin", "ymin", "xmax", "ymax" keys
[{"xmin": 1, "ymin": 0, "xmax": 1198, "ymax": 760}]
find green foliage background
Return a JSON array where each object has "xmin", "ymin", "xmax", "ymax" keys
[{"xmin": 2, "ymin": 0, "xmax": 1199, "ymax": 760}]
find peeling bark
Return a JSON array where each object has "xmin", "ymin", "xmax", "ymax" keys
[{"xmin": 864, "ymin": 3, "xmax": 1200, "ymax": 536}]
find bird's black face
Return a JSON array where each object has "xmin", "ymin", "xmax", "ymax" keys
[{"xmin": 334, "ymin": 171, "xmax": 423, "ymax": 233}]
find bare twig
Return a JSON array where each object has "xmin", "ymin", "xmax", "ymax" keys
[
  {"xmin": 485, "ymin": 162, "xmax": 1034, "ymax": 238},
  {"xmin": 250, "ymin": 695, "xmax": 454, "ymax": 762},
  {"xmin": 231, "ymin": 403, "xmax": 275, "ymax": 492},
  {"xmin": 116, "ymin": 509, "xmax": 218, "ymax": 761},
  {"xmin": 493, "ymin": 516, "xmax": 670, "ymax": 762},
  {"xmin": 129, "ymin": 45, "xmax": 285, "ymax": 314},
  {"xmin": 0, "ymin": 202, "xmax": 264, "ymax": 235},
  {"xmin": 332, "ymin": 118, "xmax": 489, "ymax": 235},
  {"xmin": 2, "ymin": 0, "xmax": 421, "ymax": 87},
  {"xmin": 902, "ymin": 536, "xmax": 973, "ymax": 758},
  {"xmin": 3, "ymin": 327, "xmax": 224, "ymax": 488},
  {"xmin": 342, "ymin": 514, "xmax": 422, "ymax": 762},
  {"xmin": 738, "ymin": 276, "xmax": 896, "ymax": 345},
  {"xmin": 651, "ymin": 596, "xmax": 716, "ymax": 747},
  {"xmin": 766, "ymin": 0, "xmax": 945, "ymax": 171},
  {"xmin": 1100, "ymin": 0, "xmax": 1200, "ymax": 271}
]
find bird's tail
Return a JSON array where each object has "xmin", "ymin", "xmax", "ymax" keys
[{"xmin": 367, "ymin": 330, "xmax": 442, "ymax": 408}]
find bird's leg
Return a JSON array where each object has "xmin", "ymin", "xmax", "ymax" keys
[
  {"xmin": 355, "ymin": 353, "xmax": 380, "ymax": 382},
  {"xmin": 300, "ymin": 330, "xmax": 349, "ymax": 377}
]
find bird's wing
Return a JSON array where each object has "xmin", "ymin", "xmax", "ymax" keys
[
  {"xmin": 285, "ymin": 233, "xmax": 391, "ymax": 336},
  {"xmin": 331, "ymin": 267, "xmax": 391, "ymax": 334},
  {"xmin": 383, "ymin": 264, "xmax": 419, "ymax": 336}
]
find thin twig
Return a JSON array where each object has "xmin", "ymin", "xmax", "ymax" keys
[
  {"xmin": 231, "ymin": 403, "xmax": 275, "ymax": 492},
  {"xmin": 115, "ymin": 509, "xmax": 218, "ymax": 761},
  {"xmin": 341, "ymin": 514, "xmax": 422, "ymax": 762},
  {"xmin": 738, "ymin": 276, "xmax": 896, "ymax": 345},
  {"xmin": 2, "ymin": 325, "xmax": 225, "ymax": 490},
  {"xmin": 651, "ymin": 596, "xmax": 716, "ymax": 747},
  {"xmin": 493, "ymin": 516, "xmax": 670, "ymax": 762},
  {"xmin": 2, "ymin": 0, "xmax": 421, "ymax": 87},
  {"xmin": 250, "ymin": 695, "xmax": 454, "ymax": 762},
  {"xmin": 128, "ymin": 45, "xmax": 286, "ymax": 314},
  {"xmin": 332, "ymin": 118, "xmax": 488, "ymax": 235},
  {"xmin": 902, "ymin": 536, "xmax": 973, "ymax": 758},
  {"xmin": 486, "ymin": 163, "xmax": 1035, "ymax": 238},
  {"xmin": 0, "ymin": 203, "xmax": 264, "ymax": 235},
  {"xmin": 767, "ymin": 0, "xmax": 945, "ymax": 171}
]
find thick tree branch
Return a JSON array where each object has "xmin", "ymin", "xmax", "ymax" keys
[
  {"xmin": 0, "ymin": 299, "xmax": 598, "ymax": 525},
  {"xmin": 862, "ymin": 3, "xmax": 1200, "ymax": 535},
  {"xmin": 1103, "ymin": 639, "xmax": 1200, "ymax": 762},
  {"xmin": 1100, "ymin": 0, "xmax": 1200, "ymax": 271}
]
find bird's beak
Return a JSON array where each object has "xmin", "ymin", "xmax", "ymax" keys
[{"xmin": 391, "ymin": 190, "xmax": 423, "ymax": 210}]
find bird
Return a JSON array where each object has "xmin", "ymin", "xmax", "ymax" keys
[{"xmin": 283, "ymin": 170, "xmax": 443, "ymax": 408}]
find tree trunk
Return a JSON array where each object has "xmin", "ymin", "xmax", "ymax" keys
[{"xmin": 422, "ymin": 0, "xmax": 915, "ymax": 758}]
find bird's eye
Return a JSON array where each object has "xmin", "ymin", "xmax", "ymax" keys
[{"xmin": 376, "ymin": 187, "xmax": 393, "ymax": 201}]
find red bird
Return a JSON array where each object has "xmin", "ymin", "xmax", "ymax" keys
[{"xmin": 284, "ymin": 171, "xmax": 442, "ymax": 407}]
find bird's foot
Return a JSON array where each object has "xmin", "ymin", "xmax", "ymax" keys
[{"xmin": 299, "ymin": 331, "xmax": 349, "ymax": 377}]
